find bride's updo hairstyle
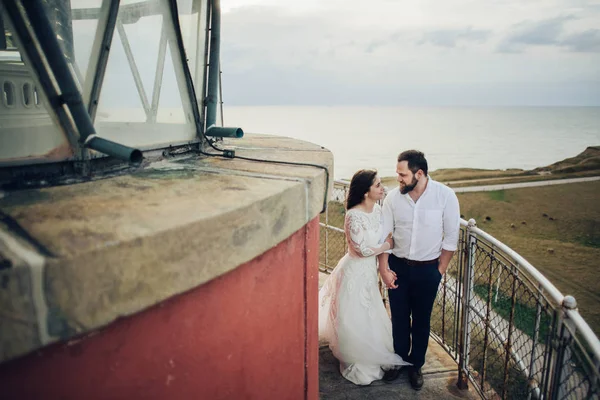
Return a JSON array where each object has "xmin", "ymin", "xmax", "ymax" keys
[{"xmin": 345, "ymin": 169, "xmax": 378, "ymax": 211}]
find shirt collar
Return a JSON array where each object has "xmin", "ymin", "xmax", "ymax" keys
[{"xmin": 400, "ymin": 176, "xmax": 431, "ymax": 203}]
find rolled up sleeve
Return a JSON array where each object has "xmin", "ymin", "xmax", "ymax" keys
[{"xmin": 442, "ymin": 191, "xmax": 460, "ymax": 252}]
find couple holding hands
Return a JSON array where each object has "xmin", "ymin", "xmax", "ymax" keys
[{"xmin": 319, "ymin": 150, "xmax": 460, "ymax": 390}]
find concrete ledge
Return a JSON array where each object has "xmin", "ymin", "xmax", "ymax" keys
[{"xmin": 0, "ymin": 133, "xmax": 333, "ymax": 363}]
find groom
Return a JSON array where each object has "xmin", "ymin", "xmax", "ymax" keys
[{"xmin": 378, "ymin": 150, "xmax": 460, "ymax": 390}]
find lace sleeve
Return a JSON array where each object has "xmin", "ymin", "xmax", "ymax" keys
[{"xmin": 346, "ymin": 211, "xmax": 379, "ymax": 257}]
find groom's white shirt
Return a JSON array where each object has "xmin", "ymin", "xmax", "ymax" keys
[{"xmin": 381, "ymin": 178, "xmax": 460, "ymax": 261}]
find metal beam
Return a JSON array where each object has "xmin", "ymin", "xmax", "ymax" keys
[
  {"xmin": 84, "ymin": 0, "xmax": 120, "ymax": 123},
  {"xmin": 116, "ymin": 20, "xmax": 152, "ymax": 119},
  {"xmin": 162, "ymin": 1, "xmax": 195, "ymax": 125},
  {"xmin": 165, "ymin": 0, "xmax": 205, "ymax": 138},
  {"xmin": 149, "ymin": 23, "xmax": 168, "ymax": 123}
]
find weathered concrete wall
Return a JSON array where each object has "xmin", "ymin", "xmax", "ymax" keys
[
  {"xmin": 0, "ymin": 133, "xmax": 332, "ymax": 363},
  {"xmin": 0, "ymin": 218, "xmax": 320, "ymax": 400}
]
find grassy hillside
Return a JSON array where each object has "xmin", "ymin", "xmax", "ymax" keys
[
  {"xmin": 380, "ymin": 146, "xmax": 600, "ymax": 188},
  {"xmin": 431, "ymin": 168, "xmax": 527, "ymax": 182},
  {"xmin": 534, "ymin": 146, "xmax": 600, "ymax": 174},
  {"xmin": 457, "ymin": 181, "xmax": 600, "ymax": 334}
]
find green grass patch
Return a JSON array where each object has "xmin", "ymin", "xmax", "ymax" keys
[
  {"xmin": 473, "ymin": 283, "xmax": 551, "ymax": 343},
  {"xmin": 574, "ymin": 220, "xmax": 600, "ymax": 248},
  {"xmin": 488, "ymin": 190, "xmax": 508, "ymax": 202}
]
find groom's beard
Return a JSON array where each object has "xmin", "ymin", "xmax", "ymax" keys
[{"xmin": 400, "ymin": 176, "xmax": 418, "ymax": 194}]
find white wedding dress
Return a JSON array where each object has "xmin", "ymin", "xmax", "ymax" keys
[{"xmin": 319, "ymin": 204, "xmax": 409, "ymax": 385}]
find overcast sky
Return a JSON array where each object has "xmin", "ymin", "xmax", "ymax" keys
[{"xmin": 219, "ymin": 0, "xmax": 600, "ymax": 106}]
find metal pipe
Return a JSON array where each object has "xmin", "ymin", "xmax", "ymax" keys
[
  {"xmin": 85, "ymin": 136, "xmax": 143, "ymax": 164},
  {"xmin": 23, "ymin": 0, "xmax": 92, "ymax": 139},
  {"xmin": 205, "ymin": 126, "xmax": 244, "ymax": 138},
  {"xmin": 203, "ymin": 0, "xmax": 243, "ymax": 139},
  {"xmin": 195, "ymin": 0, "xmax": 212, "ymax": 130},
  {"xmin": 206, "ymin": 0, "xmax": 221, "ymax": 129},
  {"xmin": 22, "ymin": 0, "xmax": 142, "ymax": 163}
]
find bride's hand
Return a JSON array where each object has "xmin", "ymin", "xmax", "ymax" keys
[
  {"xmin": 382, "ymin": 269, "xmax": 398, "ymax": 289},
  {"xmin": 385, "ymin": 236, "xmax": 394, "ymax": 249}
]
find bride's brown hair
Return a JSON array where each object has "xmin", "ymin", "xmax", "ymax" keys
[{"xmin": 345, "ymin": 169, "xmax": 378, "ymax": 211}]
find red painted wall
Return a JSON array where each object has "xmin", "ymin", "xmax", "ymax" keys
[{"xmin": 0, "ymin": 218, "xmax": 319, "ymax": 400}]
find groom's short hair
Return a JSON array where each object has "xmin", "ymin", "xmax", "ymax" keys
[{"xmin": 398, "ymin": 150, "xmax": 428, "ymax": 176}]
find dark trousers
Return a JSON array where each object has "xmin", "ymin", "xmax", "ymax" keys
[{"xmin": 388, "ymin": 254, "xmax": 442, "ymax": 368}]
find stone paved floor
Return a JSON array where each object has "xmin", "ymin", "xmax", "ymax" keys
[{"xmin": 319, "ymin": 339, "xmax": 482, "ymax": 399}]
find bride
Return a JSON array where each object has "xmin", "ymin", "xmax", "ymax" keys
[{"xmin": 319, "ymin": 169, "xmax": 410, "ymax": 385}]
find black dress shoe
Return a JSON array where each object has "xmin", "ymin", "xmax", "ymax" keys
[
  {"xmin": 408, "ymin": 367, "xmax": 423, "ymax": 390},
  {"xmin": 382, "ymin": 367, "xmax": 402, "ymax": 382}
]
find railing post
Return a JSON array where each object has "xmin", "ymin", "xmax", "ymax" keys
[
  {"xmin": 526, "ymin": 286, "xmax": 544, "ymax": 400},
  {"xmin": 549, "ymin": 295, "xmax": 578, "ymax": 399},
  {"xmin": 457, "ymin": 218, "xmax": 477, "ymax": 390},
  {"xmin": 325, "ymin": 198, "xmax": 329, "ymax": 269}
]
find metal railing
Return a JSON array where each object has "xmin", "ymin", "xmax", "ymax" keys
[{"xmin": 319, "ymin": 180, "xmax": 600, "ymax": 400}]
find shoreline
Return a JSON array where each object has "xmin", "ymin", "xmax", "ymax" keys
[
  {"xmin": 380, "ymin": 168, "xmax": 600, "ymax": 189},
  {"xmin": 370, "ymin": 146, "xmax": 600, "ymax": 188}
]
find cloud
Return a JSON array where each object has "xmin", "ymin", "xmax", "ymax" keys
[
  {"xmin": 418, "ymin": 27, "xmax": 492, "ymax": 47},
  {"xmin": 219, "ymin": 3, "xmax": 600, "ymax": 105},
  {"xmin": 497, "ymin": 15, "xmax": 600, "ymax": 53},
  {"xmin": 561, "ymin": 29, "xmax": 600, "ymax": 52},
  {"xmin": 363, "ymin": 31, "xmax": 406, "ymax": 53},
  {"xmin": 497, "ymin": 15, "xmax": 575, "ymax": 52}
]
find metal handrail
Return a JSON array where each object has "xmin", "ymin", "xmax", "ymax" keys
[
  {"xmin": 466, "ymin": 221, "xmax": 564, "ymax": 306},
  {"xmin": 462, "ymin": 219, "xmax": 600, "ymax": 367},
  {"xmin": 567, "ymin": 310, "xmax": 600, "ymax": 365}
]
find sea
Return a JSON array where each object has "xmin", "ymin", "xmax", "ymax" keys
[{"xmin": 223, "ymin": 106, "xmax": 600, "ymax": 180}]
